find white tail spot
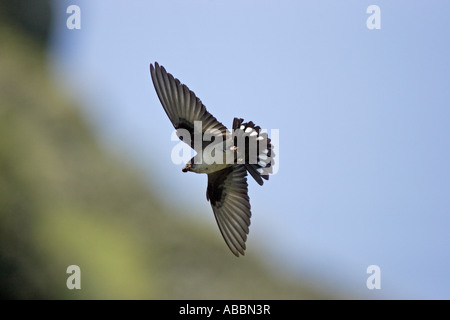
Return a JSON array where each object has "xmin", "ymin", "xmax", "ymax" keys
[{"xmin": 259, "ymin": 154, "xmax": 267, "ymax": 161}]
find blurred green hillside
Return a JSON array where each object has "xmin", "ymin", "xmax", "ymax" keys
[{"xmin": 0, "ymin": 4, "xmax": 329, "ymax": 300}]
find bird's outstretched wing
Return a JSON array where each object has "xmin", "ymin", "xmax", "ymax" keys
[
  {"xmin": 207, "ymin": 165, "xmax": 251, "ymax": 257},
  {"xmin": 150, "ymin": 62, "xmax": 229, "ymax": 151}
]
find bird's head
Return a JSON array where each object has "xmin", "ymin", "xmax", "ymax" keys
[
  {"xmin": 182, "ymin": 154, "xmax": 204, "ymax": 173},
  {"xmin": 182, "ymin": 162, "xmax": 203, "ymax": 173}
]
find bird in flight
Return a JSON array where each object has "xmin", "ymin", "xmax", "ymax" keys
[{"xmin": 150, "ymin": 62, "xmax": 274, "ymax": 256}]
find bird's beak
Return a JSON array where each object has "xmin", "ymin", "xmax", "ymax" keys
[{"xmin": 182, "ymin": 163, "xmax": 191, "ymax": 173}]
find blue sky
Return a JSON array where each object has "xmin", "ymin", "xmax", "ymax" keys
[{"xmin": 50, "ymin": 0, "xmax": 450, "ymax": 298}]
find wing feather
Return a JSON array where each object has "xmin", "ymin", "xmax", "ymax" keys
[
  {"xmin": 150, "ymin": 62, "xmax": 229, "ymax": 150},
  {"xmin": 207, "ymin": 165, "xmax": 251, "ymax": 257}
]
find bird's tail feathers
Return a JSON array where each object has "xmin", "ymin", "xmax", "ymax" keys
[{"xmin": 232, "ymin": 118, "xmax": 274, "ymax": 186}]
